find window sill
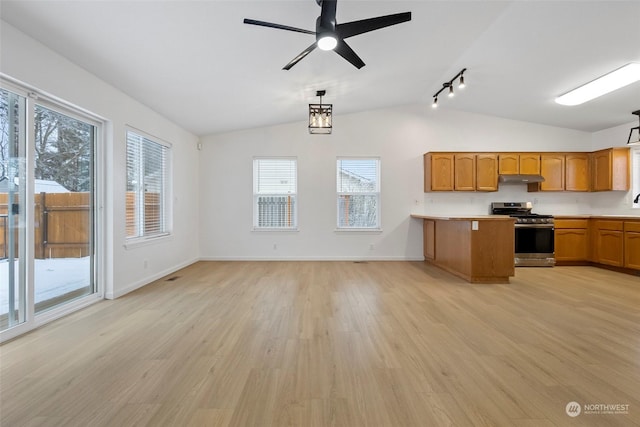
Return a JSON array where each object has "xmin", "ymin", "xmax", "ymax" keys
[
  {"xmin": 252, "ymin": 227, "xmax": 299, "ymax": 232},
  {"xmin": 334, "ymin": 228, "xmax": 383, "ymax": 233},
  {"xmin": 124, "ymin": 233, "xmax": 172, "ymax": 249}
]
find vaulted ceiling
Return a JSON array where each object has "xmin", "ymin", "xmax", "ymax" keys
[{"xmin": 1, "ymin": 1, "xmax": 639, "ymax": 136}]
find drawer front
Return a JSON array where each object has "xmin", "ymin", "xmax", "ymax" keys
[
  {"xmin": 595, "ymin": 220, "xmax": 624, "ymax": 231},
  {"xmin": 555, "ymin": 219, "xmax": 588, "ymax": 229},
  {"xmin": 624, "ymin": 221, "xmax": 640, "ymax": 233}
]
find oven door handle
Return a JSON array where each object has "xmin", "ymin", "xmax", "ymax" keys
[{"xmin": 514, "ymin": 224, "xmax": 554, "ymax": 229}]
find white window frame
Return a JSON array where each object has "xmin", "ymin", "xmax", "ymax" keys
[
  {"xmin": 253, "ymin": 157, "xmax": 298, "ymax": 231},
  {"xmin": 125, "ymin": 127, "xmax": 172, "ymax": 244},
  {"xmin": 336, "ymin": 157, "xmax": 381, "ymax": 231}
]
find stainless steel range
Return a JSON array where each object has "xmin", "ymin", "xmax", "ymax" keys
[{"xmin": 491, "ymin": 202, "xmax": 555, "ymax": 267}]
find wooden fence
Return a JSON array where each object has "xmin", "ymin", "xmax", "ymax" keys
[
  {"xmin": 1, "ymin": 191, "xmax": 161, "ymax": 259},
  {"xmin": 0, "ymin": 192, "xmax": 90, "ymax": 259}
]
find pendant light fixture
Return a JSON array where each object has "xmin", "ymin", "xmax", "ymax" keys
[
  {"xmin": 309, "ymin": 90, "xmax": 332, "ymax": 134},
  {"xmin": 628, "ymin": 109, "xmax": 640, "ymax": 144},
  {"xmin": 432, "ymin": 68, "xmax": 466, "ymax": 108}
]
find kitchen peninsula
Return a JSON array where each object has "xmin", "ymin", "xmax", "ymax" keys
[{"xmin": 411, "ymin": 214, "xmax": 516, "ymax": 283}]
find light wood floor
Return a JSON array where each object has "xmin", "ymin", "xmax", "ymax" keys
[{"xmin": 1, "ymin": 262, "xmax": 639, "ymax": 427}]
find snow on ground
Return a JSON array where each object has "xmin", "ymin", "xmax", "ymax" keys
[{"xmin": 1, "ymin": 257, "xmax": 90, "ymax": 315}]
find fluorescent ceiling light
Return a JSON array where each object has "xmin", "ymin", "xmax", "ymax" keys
[{"xmin": 555, "ymin": 63, "xmax": 640, "ymax": 106}]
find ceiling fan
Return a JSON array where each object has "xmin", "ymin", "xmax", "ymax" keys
[{"xmin": 243, "ymin": 0, "xmax": 411, "ymax": 70}]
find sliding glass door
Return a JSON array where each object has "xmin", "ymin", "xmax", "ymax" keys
[
  {"xmin": 1, "ymin": 83, "xmax": 99, "ymax": 336},
  {"xmin": 1, "ymin": 89, "xmax": 27, "ymax": 331}
]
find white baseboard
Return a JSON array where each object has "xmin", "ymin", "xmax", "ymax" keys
[
  {"xmin": 198, "ymin": 256, "xmax": 424, "ymax": 262},
  {"xmin": 106, "ymin": 257, "xmax": 199, "ymax": 299}
]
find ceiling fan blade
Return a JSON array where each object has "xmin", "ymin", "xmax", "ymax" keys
[
  {"xmin": 334, "ymin": 39, "xmax": 365, "ymax": 69},
  {"xmin": 336, "ymin": 12, "xmax": 411, "ymax": 39},
  {"xmin": 283, "ymin": 42, "xmax": 318, "ymax": 70},
  {"xmin": 243, "ymin": 18, "xmax": 315, "ymax": 35}
]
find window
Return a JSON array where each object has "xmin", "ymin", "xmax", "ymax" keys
[
  {"xmin": 253, "ymin": 158, "xmax": 297, "ymax": 229},
  {"xmin": 337, "ymin": 158, "xmax": 380, "ymax": 229},
  {"xmin": 126, "ymin": 130, "xmax": 171, "ymax": 239}
]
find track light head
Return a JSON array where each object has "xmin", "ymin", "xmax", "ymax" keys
[
  {"xmin": 432, "ymin": 97, "xmax": 438, "ymax": 108},
  {"xmin": 459, "ymin": 74, "xmax": 465, "ymax": 89},
  {"xmin": 448, "ymin": 85, "xmax": 454, "ymax": 97}
]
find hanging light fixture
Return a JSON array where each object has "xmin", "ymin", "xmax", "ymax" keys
[
  {"xmin": 309, "ymin": 90, "xmax": 332, "ymax": 134},
  {"xmin": 431, "ymin": 68, "xmax": 467, "ymax": 108},
  {"xmin": 628, "ymin": 109, "xmax": 640, "ymax": 144}
]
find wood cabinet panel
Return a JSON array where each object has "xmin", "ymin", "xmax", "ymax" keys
[
  {"xmin": 498, "ymin": 154, "xmax": 519, "ymax": 174},
  {"xmin": 454, "ymin": 154, "xmax": 476, "ymax": 191},
  {"xmin": 591, "ymin": 148, "xmax": 629, "ymax": 191},
  {"xmin": 555, "ymin": 229, "xmax": 589, "ymax": 261},
  {"xmin": 476, "ymin": 154, "xmax": 498, "ymax": 192},
  {"xmin": 520, "ymin": 154, "xmax": 540, "ymax": 175},
  {"xmin": 424, "ymin": 219, "xmax": 435, "ymax": 260},
  {"xmin": 624, "ymin": 231, "xmax": 640, "ymax": 270},
  {"xmin": 594, "ymin": 220, "xmax": 624, "ymax": 267},
  {"xmin": 565, "ymin": 153, "xmax": 590, "ymax": 191},
  {"xmin": 424, "ymin": 153, "xmax": 454, "ymax": 191},
  {"xmin": 540, "ymin": 154, "xmax": 565, "ymax": 191}
]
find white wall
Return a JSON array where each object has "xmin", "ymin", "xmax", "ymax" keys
[
  {"xmin": 1, "ymin": 21, "xmax": 200, "ymax": 298},
  {"xmin": 198, "ymin": 104, "xmax": 616, "ymax": 261}
]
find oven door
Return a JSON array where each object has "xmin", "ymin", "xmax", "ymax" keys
[{"xmin": 514, "ymin": 224, "xmax": 555, "ymax": 266}]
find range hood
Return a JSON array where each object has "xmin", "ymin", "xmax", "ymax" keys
[{"xmin": 498, "ymin": 174, "xmax": 545, "ymax": 184}]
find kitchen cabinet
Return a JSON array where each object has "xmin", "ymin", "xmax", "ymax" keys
[
  {"xmin": 498, "ymin": 154, "xmax": 519, "ymax": 174},
  {"xmin": 593, "ymin": 220, "xmax": 624, "ymax": 267},
  {"xmin": 624, "ymin": 221, "xmax": 640, "ymax": 270},
  {"xmin": 520, "ymin": 153, "xmax": 541, "ymax": 175},
  {"xmin": 591, "ymin": 148, "xmax": 629, "ymax": 191},
  {"xmin": 424, "ymin": 153, "xmax": 454, "ymax": 191},
  {"xmin": 554, "ymin": 219, "xmax": 589, "ymax": 262},
  {"xmin": 424, "ymin": 219, "xmax": 435, "ymax": 260},
  {"xmin": 565, "ymin": 153, "xmax": 590, "ymax": 191},
  {"xmin": 454, "ymin": 154, "xmax": 476, "ymax": 191},
  {"xmin": 540, "ymin": 154, "xmax": 565, "ymax": 191},
  {"xmin": 476, "ymin": 154, "xmax": 498, "ymax": 191}
]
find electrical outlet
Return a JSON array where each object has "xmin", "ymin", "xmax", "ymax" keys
[
  {"xmin": 143, "ymin": 260, "xmax": 148, "ymax": 269},
  {"xmin": 369, "ymin": 244, "xmax": 375, "ymax": 250},
  {"xmin": 273, "ymin": 243, "xmax": 277, "ymax": 250}
]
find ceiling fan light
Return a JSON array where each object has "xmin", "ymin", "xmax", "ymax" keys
[
  {"xmin": 318, "ymin": 35, "xmax": 337, "ymax": 51},
  {"xmin": 555, "ymin": 63, "xmax": 640, "ymax": 106}
]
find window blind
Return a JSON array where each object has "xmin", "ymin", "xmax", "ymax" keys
[
  {"xmin": 126, "ymin": 131, "xmax": 170, "ymax": 239},
  {"xmin": 254, "ymin": 158, "xmax": 297, "ymax": 228},
  {"xmin": 336, "ymin": 158, "xmax": 380, "ymax": 229}
]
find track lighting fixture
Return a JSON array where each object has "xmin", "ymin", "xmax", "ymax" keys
[
  {"xmin": 309, "ymin": 90, "xmax": 332, "ymax": 134},
  {"xmin": 431, "ymin": 68, "xmax": 467, "ymax": 108}
]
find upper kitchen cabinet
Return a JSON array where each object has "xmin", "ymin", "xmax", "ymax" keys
[
  {"xmin": 565, "ymin": 153, "xmax": 590, "ymax": 191},
  {"xmin": 498, "ymin": 153, "xmax": 540, "ymax": 175},
  {"xmin": 591, "ymin": 147, "xmax": 629, "ymax": 191},
  {"xmin": 539, "ymin": 154, "xmax": 565, "ymax": 191},
  {"xmin": 454, "ymin": 154, "xmax": 476, "ymax": 191},
  {"xmin": 520, "ymin": 154, "xmax": 541, "ymax": 175},
  {"xmin": 498, "ymin": 154, "xmax": 519, "ymax": 174},
  {"xmin": 476, "ymin": 154, "xmax": 499, "ymax": 192},
  {"xmin": 424, "ymin": 153, "xmax": 454, "ymax": 191}
]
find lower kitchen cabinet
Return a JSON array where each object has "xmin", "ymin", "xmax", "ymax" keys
[
  {"xmin": 624, "ymin": 222, "xmax": 640, "ymax": 270},
  {"xmin": 554, "ymin": 219, "xmax": 589, "ymax": 262},
  {"xmin": 594, "ymin": 221, "xmax": 624, "ymax": 267},
  {"xmin": 424, "ymin": 219, "xmax": 435, "ymax": 260}
]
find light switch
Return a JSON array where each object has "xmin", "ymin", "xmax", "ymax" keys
[{"xmin": 472, "ymin": 221, "xmax": 479, "ymax": 231}]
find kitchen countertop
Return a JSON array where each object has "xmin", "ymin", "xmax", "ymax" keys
[
  {"xmin": 555, "ymin": 215, "xmax": 640, "ymax": 220},
  {"xmin": 410, "ymin": 214, "xmax": 513, "ymax": 221}
]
